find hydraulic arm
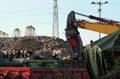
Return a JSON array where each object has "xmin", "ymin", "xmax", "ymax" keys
[
  {"xmin": 74, "ymin": 11, "xmax": 120, "ymax": 34},
  {"xmin": 77, "ymin": 20, "xmax": 120, "ymax": 34}
]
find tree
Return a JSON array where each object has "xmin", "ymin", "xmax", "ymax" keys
[
  {"xmin": 0, "ymin": 31, "xmax": 8, "ymax": 37},
  {"xmin": 13, "ymin": 28, "xmax": 21, "ymax": 37},
  {"xmin": 25, "ymin": 25, "xmax": 35, "ymax": 36}
]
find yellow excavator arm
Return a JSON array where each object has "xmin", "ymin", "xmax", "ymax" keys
[
  {"xmin": 77, "ymin": 20, "xmax": 120, "ymax": 34},
  {"xmin": 73, "ymin": 11, "xmax": 120, "ymax": 34}
]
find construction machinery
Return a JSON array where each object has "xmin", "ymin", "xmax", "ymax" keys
[{"xmin": 65, "ymin": 11, "xmax": 120, "ymax": 79}]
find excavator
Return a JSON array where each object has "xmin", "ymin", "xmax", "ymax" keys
[
  {"xmin": 65, "ymin": 11, "xmax": 120, "ymax": 79},
  {"xmin": 65, "ymin": 10, "xmax": 120, "ymax": 59}
]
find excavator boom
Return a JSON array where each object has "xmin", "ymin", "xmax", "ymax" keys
[
  {"xmin": 77, "ymin": 20, "xmax": 120, "ymax": 34},
  {"xmin": 74, "ymin": 11, "xmax": 120, "ymax": 34}
]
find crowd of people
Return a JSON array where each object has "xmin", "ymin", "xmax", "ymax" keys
[{"xmin": 0, "ymin": 36, "xmax": 69, "ymax": 62}]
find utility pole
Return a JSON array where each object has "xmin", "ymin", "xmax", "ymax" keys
[
  {"xmin": 91, "ymin": 1, "xmax": 108, "ymax": 39},
  {"xmin": 52, "ymin": 0, "xmax": 59, "ymax": 38}
]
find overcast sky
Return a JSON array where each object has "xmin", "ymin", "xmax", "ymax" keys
[{"xmin": 0, "ymin": 0, "xmax": 119, "ymax": 45}]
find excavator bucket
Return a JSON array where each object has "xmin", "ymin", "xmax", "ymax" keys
[{"xmin": 65, "ymin": 11, "xmax": 84, "ymax": 59}]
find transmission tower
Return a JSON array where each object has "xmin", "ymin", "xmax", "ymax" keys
[{"xmin": 52, "ymin": 0, "xmax": 59, "ymax": 38}]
